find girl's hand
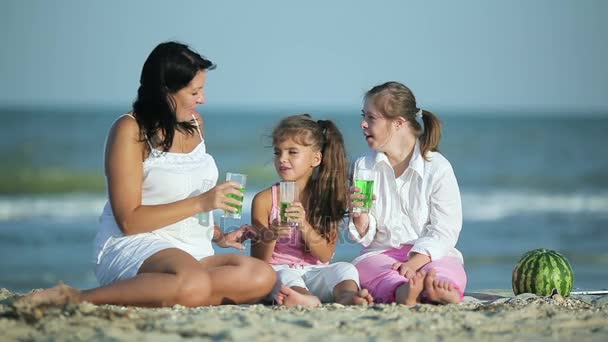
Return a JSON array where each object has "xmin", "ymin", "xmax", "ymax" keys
[
  {"xmin": 349, "ymin": 186, "xmax": 376, "ymax": 218},
  {"xmin": 214, "ymin": 225, "xmax": 246, "ymax": 250},
  {"xmin": 349, "ymin": 186, "xmax": 376, "ymax": 234},
  {"xmin": 284, "ymin": 202, "xmax": 306, "ymax": 227},
  {"xmin": 349, "ymin": 185, "xmax": 366, "ymax": 218},
  {"xmin": 267, "ymin": 219, "xmax": 293, "ymax": 240},
  {"xmin": 391, "ymin": 261, "xmax": 417, "ymax": 279},
  {"xmin": 199, "ymin": 181, "xmax": 243, "ymax": 213}
]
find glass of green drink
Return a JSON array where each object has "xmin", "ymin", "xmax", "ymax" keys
[
  {"xmin": 224, "ymin": 172, "xmax": 246, "ymax": 219},
  {"xmin": 279, "ymin": 181, "xmax": 298, "ymax": 227},
  {"xmin": 353, "ymin": 168, "xmax": 375, "ymax": 213}
]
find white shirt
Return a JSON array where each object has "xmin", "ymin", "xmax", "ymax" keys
[{"xmin": 349, "ymin": 140, "xmax": 464, "ymax": 265}]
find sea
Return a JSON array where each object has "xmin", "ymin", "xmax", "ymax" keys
[{"xmin": 1, "ymin": 106, "xmax": 607, "ymax": 294}]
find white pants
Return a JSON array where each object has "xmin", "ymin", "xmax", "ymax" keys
[{"xmin": 269, "ymin": 262, "xmax": 360, "ymax": 303}]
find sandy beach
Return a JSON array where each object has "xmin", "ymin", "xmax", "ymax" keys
[{"xmin": 1, "ymin": 288, "xmax": 606, "ymax": 341}]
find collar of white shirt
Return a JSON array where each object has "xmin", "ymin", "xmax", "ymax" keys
[{"xmin": 371, "ymin": 139, "xmax": 425, "ymax": 179}]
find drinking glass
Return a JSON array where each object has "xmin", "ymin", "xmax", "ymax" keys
[
  {"xmin": 224, "ymin": 172, "xmax": 246, "ymax": 219},
  {"xmin": 196, "ymin": 179, "xmax": 215, "ymax": 226},
  {"xmin": 279, "ymin": 181, "xmax": 298, "ymax": 227},
  {"xmin": 352, "ymin": 168, "xmax": 375, "ymax": 213}
]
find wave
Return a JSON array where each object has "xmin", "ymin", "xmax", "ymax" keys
[
  {"xmin": 0, "ymin": 190, "xmax": 607, "ymax": 222},
  {"xmin": 462, "ymin": 190, "xmax": 608, "ymax": 221}
]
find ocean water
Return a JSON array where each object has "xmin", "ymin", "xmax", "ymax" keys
[{"xmin": 0, "ymin": 106, "xmax": 607, "ymax": 294}]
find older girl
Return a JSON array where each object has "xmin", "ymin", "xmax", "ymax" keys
[{"xmin": 350, "ymin": 82, "xmax": 467, "ymax": 305}]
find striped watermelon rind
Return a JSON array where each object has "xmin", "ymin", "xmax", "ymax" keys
[{"xmin": 512, "ymin": 248, "xmax": 574, "ymax": 297}]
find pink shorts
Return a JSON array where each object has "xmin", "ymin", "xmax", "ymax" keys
[{"xmin": 355, "ymin": 244, "xmax": 467, "ymax": 304}]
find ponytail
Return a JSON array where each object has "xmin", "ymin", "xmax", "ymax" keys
[
  {"xmin": 419, "ymin": 109, "xmax": 442, "ymax": 160},
  {"xmin": 307, "ymin": 120, "xmax": 348, "ymax": 242}
]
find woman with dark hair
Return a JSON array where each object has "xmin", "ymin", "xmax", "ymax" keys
[{"xmin": 18, "ymin": 41, "xmax": 276, "ymax": 307}]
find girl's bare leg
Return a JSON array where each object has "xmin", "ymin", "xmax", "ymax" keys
[
  {"xmin": 16, "ymin": 248, "xmax": 214, "ymax": 308},
  {"xmin": 333, "ymin": 280, "xmax": 374, "ymax": 305},
  {"xmin": 198, "ymin": 254, "xmax": 276, "ymax": 305}
]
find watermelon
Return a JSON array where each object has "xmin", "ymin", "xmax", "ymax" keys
[{"xmin": 512, "ymin": 248, "xmax": 574, "ymax": 297}]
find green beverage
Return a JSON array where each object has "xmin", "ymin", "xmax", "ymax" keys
[
  {"xmin": 280, "ymin": 201, "xmax": 290, "ymax": 222},
  {"xmin": 279, "ymin": 181, "xmax": 298, "ymax": 226},
  {"xmin": 227, "ymin": 188, "xmax": 245, "ymax": 215},
  {"xmin": 224, "ymin": 172, "xmax": 247, "ymax": 219},
  {"xmin": 354, "ymin": 180, "xmax": 374, "ymax": 211}
]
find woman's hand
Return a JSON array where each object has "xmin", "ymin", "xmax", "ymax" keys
[
  {"xmin": 214, "ymin": 225, "xmax": 246, "ymax": 250},
  {"xmin": 198, "ymin": 181, "xmax": 243, "ymax": 213}
]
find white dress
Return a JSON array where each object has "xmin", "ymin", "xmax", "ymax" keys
[{"xmin": 94, "ymin": 114, "xmax": 218, "ymax": 286}]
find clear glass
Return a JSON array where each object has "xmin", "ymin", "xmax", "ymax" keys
[
  {"xmin": 279, "ymin": 181, "xmax": 298, "ymax": 227},
  {"xmin": 224, "ymin": 172, "xmax": 246, "ymax": 219},
  {"xmin": 352, "ymin": 168, "xmax": 375, "ymax": 213},
  {"xmin": 196, "ymin": 179, "xmax": 215, "ymax": 226}
]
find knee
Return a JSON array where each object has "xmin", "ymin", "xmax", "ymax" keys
[
  {"xmin": 173, "ymin": 271, "xmax": 212, "ymax": 307},
  {"xmin": 334, "ymin": 262, "xmax": 358, "ymax": 273},
  {"xmin": 243, "ymin": 259, "xmax": 276, "ymax": 294},
  {"xmin": 333, "ymin": 262, "xmax": 360, "ymax": 279},
  {"xmin": 251, "ymin": 260, "xmax": 277, "ymax": 290}
]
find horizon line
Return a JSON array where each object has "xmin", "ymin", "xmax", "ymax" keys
[{"xmin": 1, "ymin": 103, "xmax": 607, "ymax": 117}]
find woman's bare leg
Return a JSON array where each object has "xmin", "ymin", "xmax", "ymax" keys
[
  {"xmin": 198, "ymin": 254, "xmax": 276, "ymax": 305},
  {"xmin": 17, "ymin": 248, "xmax": 214, "ymax": 308}
]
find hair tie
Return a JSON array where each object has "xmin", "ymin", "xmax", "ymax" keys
[
  {"xmin": 415, "ymin": 108, "xmax": 423, "ymax": 118},
  {"xmin": 317, "ymin": 120, "xmax": 328, "ymax": 138}
]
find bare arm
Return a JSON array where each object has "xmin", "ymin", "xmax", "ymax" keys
[
  {"xmin": 286, "ymin": 202, "xmax": 336, "ymax": 263},
  {"xmin": 105, "ymin": 116, "xmax": 241, "ymax": 235},
  {"xmin": 250, "ymin": 190, "xmax": 278, "ymax": 262},
  {"xmin": 299, "ymin": 220, "xmax": 336, "ymax": 263}
]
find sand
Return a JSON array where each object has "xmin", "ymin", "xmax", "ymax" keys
[{"xmin": 1, "ymin": 288, "xmax": 607, "ymax": 341}]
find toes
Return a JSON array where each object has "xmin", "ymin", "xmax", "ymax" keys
[{"xmin": 278, "ymin": 285, "xmax": 293, "ymax": 296}]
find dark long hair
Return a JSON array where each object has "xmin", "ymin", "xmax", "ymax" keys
[
  {"xmin": 365, "ymin": 81, "xmax": 442, "ymax": 160},
  {"xmin": 272, "ymin": 114, "xmax": 349, "ymax": 243},
  {"xmin": 132, "ymin": 41, "xmax": 215, "ymax": 152}
]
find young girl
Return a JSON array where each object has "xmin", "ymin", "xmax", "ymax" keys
[
  {"xmin": 349, "ymin": 81, "xmax": 467, "ymax": 305},
  {"xmin": 251, "ymin": 114, "xmax": 373, "ymax": 307}
]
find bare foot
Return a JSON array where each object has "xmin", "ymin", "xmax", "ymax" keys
[
  {"xmin": 14, "ymin": 284, "xmax": 82, "ymax": 309},
  {"xmin": 336, "ymin": 288, "xmax": 374, "ymax": 305},
  {"xmin": 423, "ymin": 269, "xmax": 461, "ymax": 304},
  {"xmin": 395, "ymin": 270, "xmax": 426, "ymax": 305},
  {"xmin": 274, "ymin": 285, "xmax": 321, "ymax": 308}
]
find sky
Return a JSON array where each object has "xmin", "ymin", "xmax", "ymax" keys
[{"xmin": 1, "ymin": 0, "xmax": 607, "ymax": 112}]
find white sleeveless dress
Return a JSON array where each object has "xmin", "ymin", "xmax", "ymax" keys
[{"xmin": 94, "ymin": 114, "xmax": 218, "ymax": 286}]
